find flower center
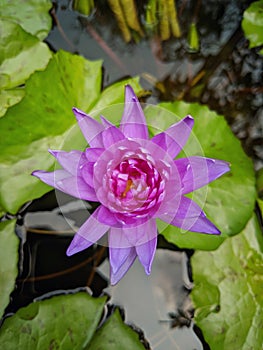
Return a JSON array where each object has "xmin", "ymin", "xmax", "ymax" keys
[
  {"xmin": 93, "ymin": 139, "xmax": 174, "ymax": 224},
  {"xmin": 121, "ymin": 179, "xmax": 133, "ymax": 198}
]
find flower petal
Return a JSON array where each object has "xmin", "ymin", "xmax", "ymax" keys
[
  {"xmin": 109, "ymin": 234, "xmax": 137, "ymax": 285},
  {"xmin": 135, "ymin": 235, "xmax": 157, "ymax": 275},
  {"xmin": 159, "ymin": 196, "xmax": 220, "ymax": 234},
  {"xmin": 32, "ymin": 169, "xmax": 98, "ymax": 201},
  {"xmin": 85, "ymin": 148, "xmax": 104, "ymax": 162},
  {"xmin": 49, "ymin": 149, "xmax": 86, "ymax": 176},
  {"xmin": 66, "ymin": 206, "xmax": 109, "ymax": 256},
  {"xmin": 80, "ymin": 162, "xmax": 94, "ymax": 188},
  {"xmin": 72, "ymin": 107, "xmax": 104, "ymax": 147},
  {"xmin": 152, "ymin": 115, "xmax": 194, "ymax": 158},
  {"xmin": 109, "ymin": 229, "xmax": 134, "ymax": 271},
  {"xmin": 120, "ymin": 85, "xmax": 148, "ymax": 139},
  {"xmin": 100, "ymin": 115, "xmax": 125, "ymax": 148},
  {"xmin": 32, "ymin": 169, "xmax": 70, "ymax": 187},
  {"xmin": 174, "ymin": 156, "xmax": 230, "ymax": 194},
  {"xmin": 97, "ymin": 205, "xmax": 122, "ymax": 227},
  {"xmin": 122, "ymin": 218, "xmax": 158, "ymax": 246}
]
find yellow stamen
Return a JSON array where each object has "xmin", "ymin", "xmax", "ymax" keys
[{"xmin": 121, "ymin": 179, "xmax": 133, "ymax": 198}]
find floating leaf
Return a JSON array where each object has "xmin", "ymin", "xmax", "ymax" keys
[
  {"xmin": 0, "ymin": 220, "xmax": 19, "ymax": 319},
  {"xmin": 242, "ymin": 0, "xmax": 263, "ymax": 55},
  {"xmin": 0, "ymin": 50, "xmax": 141, "ymax": 214},
  {"xmin": 0, "ymin": 0, "xmax": 53, "ymax": 40},
  {"xmin": 257, "ymin": 198, "xmax": 263, "ymax": 218},
  {"xmin": 145, "ymin": 102, "xmax": 256, "ymax": 250},
  {"xmin": 87, "ymin": 309, "xmax": 146, "ymax": 350},
  {"xmin": 0, "ymin": 292, "xmax": 107, "ymax": 348},
  {"xmin": 256, "ymin": 167, "xmax": 263, "ymax": 197},
  {"xmin": 191, "ymin": 214, "xmax": 263, "ymax": 350},
  {"xmin": 0, "ymin": 19, "xmax": 52, "ymax": 90},
  {"xmin": 0, "ymin": 51, "xmax": 101, "ymax": 214},
  {"xmin": 0, "ymin": 88, "xmax": 25, "ymax": 118}
]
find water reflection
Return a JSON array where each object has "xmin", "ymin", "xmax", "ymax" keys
[{"xmin": 100, "ymin": 249, "xmax": 203, "ymax": 350}]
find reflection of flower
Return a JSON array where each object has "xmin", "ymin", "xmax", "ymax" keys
[{"xmin": 33, "ymin": 85, "xmax": 230, "ymax": 284}]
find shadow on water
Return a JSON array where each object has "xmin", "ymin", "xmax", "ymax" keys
[{"xmin": 4, "ymin": 1, "xmax": 262, "ymax": 349}]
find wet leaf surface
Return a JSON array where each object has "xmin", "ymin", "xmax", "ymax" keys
[
  {"xmin": 191, "ymin": 214, "xmax": 263, "ymax": 350},
  {"xmin": 0, "ymin": 50, "xmax": 100, "ymax": 214},
  {"xmin": 0, "ymin": 88, "xmax": 25, "ymax": 118},
  {"xmin": 86, "ymin": 309, "xmax": 146, "ymax": 350},
  {"xmin": 0, "ymin": 291, "xmax": 147, "ymax": 349},
  {"xmin": 0, "ymin": 49, "xmax": 141, "ymax": 214},
  {"xmin": 0, "ymin": 220, "xmax": 19, "ymax": 319},
  {"xmin": 0, "ymin": 292, "xmax": 107, "ymax": 349},
  {"xmin": 0, "ymin": 19, "xmax": 52, "ymax": 90},
  {"xmin": 145, "ymin": 102, "xmax": 256, "ymax": 250},
  {"xmin": 242, "ymin": 0, "xmax": 263, "ymax": 54},
  {"xmin": 0, "ymin": 0, "xmax": 53, "ymax": 40}
]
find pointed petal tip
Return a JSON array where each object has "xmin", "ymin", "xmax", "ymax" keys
[
  {"xmin": 125, "ymin": 84, "xmax": 138, "ymax": 102},
  {"xmin": 48, "ymin": 149, "xmax": 59, "ymax": 157},
  {"xmin": 31, "ymin": 170, "xmax": 44, "ymax": 177},
  {"xmin": 110, "ymin": 275, "xmax": 119, "ymax": 286},
  {"xmin": 110, "ymin": 269, "xmax": 122, "ymax": 285},
  {"xmin": 184, "ymin": 114, "xmax": 194, "ymax": 126},
  {"xmin": 72, "ymin": 106, "xmax": 78, "ymax": 113},
  {"xmin": 201, "ymin": 222, "xmax": 221, "ymax": 235},
  {"xmin": 72, "ymin": 107, "xmax": 88, "ymax": 121},
  {"xmin": 125, "ymin": 84, "xmax": 134, "ymax": 92},
  {"xmin": 100, "ymin": 114, "xmax": 112, "ymax": 128},
  {"xmin": 66, "ymin": 234, "xmax": 94, "ymax": 257},
  {"xmin": 144, "ymin": 266, "xmax": 151, "ymax": 275},
  {"xmin": 66, "ymin": 246, "xmax": 75, "ymax": 257}
]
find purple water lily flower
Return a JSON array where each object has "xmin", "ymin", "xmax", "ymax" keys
[{"xmin": 33, "ymin": 85, "xmax": 230, "ymax": 285}]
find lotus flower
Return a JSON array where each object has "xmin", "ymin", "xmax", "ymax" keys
[{"xmin": 33, "ymin": 85, "xmax": 230, "ymax": 284}]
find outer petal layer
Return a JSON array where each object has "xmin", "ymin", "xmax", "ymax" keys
[
  {"xmin": 32, "ymin": 169, "xmax": 97, "ymax": 201},
  {"xmin": 120, "ymin": 85, "xmax": 148, "ymax": 139},
  {"xmin": 175, "ymin": 156, "xmax": 230, "ymax": 194},
  {"xmin": 100, "ymin": 116, "xmax": 125, "ymax": 148},
  {"xmin": 135, "ymin": 235, "xmax": 157, "ymax": 275},
  {"xmin": 109, "ymin": 245, "xmax": 137, "ymax": 285},
  {"xmin": 66, "ymin": 206, "xmax": 109, "ymax": 256},
  {"xmin": 72, "ymin": 107, "xmax": 104, "ymax": 147},
  {"xmin": 49, "ymin": 150, "xmax": 86, "ymax": 176},
  {"xmin": 159, "ymin": 196, "xmax": 220, "ymax": 234},
  {"xmin": 152, "ymin": 115, "xmax": 194, "ymax": 158},
  {"xmin": 109, "ymin": 228, "xmax": 135, "ymax": 272},
  {"xmin": 123, "ymin": 218, "xmax": 158, "ymax": 247}
]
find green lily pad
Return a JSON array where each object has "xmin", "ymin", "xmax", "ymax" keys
[
  {"xmin": 0, "ymin": 19, "xmax": 52, "ymax": 90},
  {"xmin": 256, "ymin": 167, "xmax": 263, "ymax": 197},
  {"xmin": 191, "ymin": 213, "xmax": 263, "ymax": 350},
  {"xmin": 145, "ymin": 102, "xmax": 256, "ymax": 250},
  {"xmin": 242, "ymin": 0, "xmax": 263, "ymax": 55},
  {"xmin": 0, "ymin": 49, "xmax": 141, "ymax": 214},
  {"xmin": 0, "ymin": 220, "xmax": 19, "ymax": 319},
  {"xmin": 0, "ymin": 0, "xmax": 52, "ymax": 40},
  {"xmin": 0, "ymin": 292, "xmax": 148, "ymax": 349},
  {"xmin": 0, "ymin": 88, "xmax": 25, "ymax": 118},
  {"xmin": 87, "ymin": 309, "xmax": 146, "ymax": 350},
  {"xmin": 257, "ymin": 198, "xmax": 263, "ymax": 217},
  {"xmin": 0, "ymin": 292, "xmax": 107, "ymax": 349}
]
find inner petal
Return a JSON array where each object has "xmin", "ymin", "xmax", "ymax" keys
[{"xmin": 93, "ymin": 138, "xmax": 179, "ymax": 224}]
